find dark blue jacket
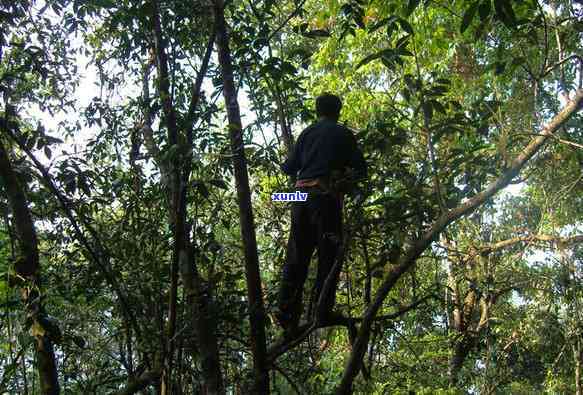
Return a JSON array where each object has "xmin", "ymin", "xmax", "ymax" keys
[{"xmin": 281, "ymin": 118, "xmax": 367, "ymax": 181}]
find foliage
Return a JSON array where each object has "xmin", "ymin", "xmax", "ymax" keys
[{"xmin": 0, "ymin": 0, "xmax": 582, "ymax": 393}]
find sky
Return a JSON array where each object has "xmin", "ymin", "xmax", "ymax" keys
[{"xmin": 18, "ymin": 2, "xmax": 580, "ymax": 218}]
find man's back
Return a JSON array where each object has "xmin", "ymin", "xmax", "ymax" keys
[{"xmin": 281, "ymin": 119, "xmax": 367, "ymax": 181}]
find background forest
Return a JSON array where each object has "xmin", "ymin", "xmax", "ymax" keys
[{"xmin": 1, "ymin": 0, "xmax": 582, "ymax": 394}]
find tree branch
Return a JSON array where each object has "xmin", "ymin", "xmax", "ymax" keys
[
  {"xmin": 185, "ymin": 29, "xmax": 216, "ymax": 139},
  {"xmin": 334, "ymin": 88, "xmax": 583, "ymax": 395},
  {"xmin": 212, "ymin": 0, "xmax": 268, "ymax": 392},
  {"xmin": 1, "ymin": 121, "xmax": 145, "ymax": 354},
  {"xmin": 477, "ymin": 234, "xmax": 583, "ymax": 255},
  {"xmin": 150, "ymin": 1, "xmax": 223, "ymax": 393},
  {"xmin": 266, "ymin": 0, "xmax": 308, "ymax": 42},
  {"xmin": 0, "ymin": 134, "xmax": 59, "ymax": 394},
  {"xmin": 267, "ymin": 294, "xmax": 435, "ymax": 364}
]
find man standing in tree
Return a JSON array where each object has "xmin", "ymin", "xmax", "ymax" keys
[{"xmin": 276, "ymin": 93, "xmax": 367, "ymax": 334}]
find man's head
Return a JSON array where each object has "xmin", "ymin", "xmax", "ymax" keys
[{"xmin": 316, "ymin": 93, "xmax": 342, "ymax": 121}]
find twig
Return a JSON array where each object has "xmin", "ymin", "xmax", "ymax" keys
[
  {"xmin": 1, "ymin": 121, "xmax": 145, "ymax": 356},
  {"xmin": 267, "ymin": 0, "xmax": 308, "ymax": 42},
  {"xmin": 273, "ymin": 363, "xmax": 304, "ymax": 394}
]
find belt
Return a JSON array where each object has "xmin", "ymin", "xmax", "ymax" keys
[
  {"xmin": 295, "ymin": 178, "xmax": 344, "ymax": 202},
  {"xmin": 295, "ymin": 178, "xmax": 320, "ymax": 188}
]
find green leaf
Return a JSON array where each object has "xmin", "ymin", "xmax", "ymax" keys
[
  {"xmin": 381, "ymin": 56, "xmax": 394, "ymax": 69},
  {"xmin": 44, "ymin": 146, "xmax": 52, "ymax": 159},
  {"xmin": 72, "ymin": 335, "xmax": 86, "ymax": 349},
  {"xmin": 45, "ymin": 135, "xmax": 64, "ymax": 145},
  {"xmin": 78, "ymin": 175, "xmax": 91, "ymax": 196},
  {"xmin": 510, "ymin": 56, "xmax": 525, "ymax": 67},
  {"xmin": 65, "ymin": 178, "xmax": 76, "ymax": 194},
  {"xmin": 396, "ymin": 35, "xmax": 410, "ymax": 48},
  {"xmin": 356, "ymin": 53, "xmax": 378, "ymax": 69},
  {"xmin": 281, "ymin": 61, "xmax": 297, "ymax": 74},
  {"xmin": 397, "ymin": 47, "xmax": 414, "ymax": 57},
  {"xmin": 430, "ymin": 100, "xmax": 446, "ymax": 114},
  {"xmin": 354, "ymin": 7, "xmax": 365, "ymax": 29},
  {"xmin": 340, "ymin": 3, "xmax": 352, "ymax": 16},
  {"xmin": 356, "ymin": 49, "xmax": 395, "ymax": 69},
  {"xmin": 406, "ymin": 0, "xmax": 421, "ymax": 16},
  {"xmin": 293, "ymin": 23, "xmax": 309, "ymax": 34},
  {"xmin": 478, "ymin": 0, "xmax": 491, "ymax": 21},
  {"xmin": 501, "ymin": 0, "xmax": 517, "ymax": 26},
  {"xmin": 252, "ymin": 37, "xmax": 268, "ymax": 49},
  {"xmin": 209, "ymin": 179, "xmax": 228, "ymax": 189},
  {"xmin": 460, "ymin": 1, "xmax": 479, "ymax": 34},
  {"xmin": 430, "ymin": 85, "xmax": 448, "ymax": 96},
  {"xmin": 494, "ymin": 61, "xmax": 506, "ymax": 75},
  {"xmin": 404, "ymin": 74, "xmax": 416, "ymax": 92},
  {"xmin": 25, "ymin": 135, "xmax": 36, "ymax": 150},
  {"xmin": 303, "ymin": 29, "xmax": 331, "ymax": 38},
  {"xmin": 369, "ymin": 16, "xmax": 397, "ymax": 33},
  {"xmin": 197, "ymin": 182, "xmax": 210, "ymax": 199},
  {"xmin": 398, "ymin": 18, "xmax": 414, "ymax": 35},
  {"xmin": 494, "ymin": 0, "xmax": 516, "ymax": 27}
]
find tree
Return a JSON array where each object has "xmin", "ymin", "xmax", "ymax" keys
[{"xmin": 1, "ymin": 0, "xmax": 582, "ymax": 393}]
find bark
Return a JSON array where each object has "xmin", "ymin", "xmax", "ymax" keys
[
  {"xmin": 575, "ymin": 339, "xmax": 582, "ymax": 395},
  {"xmin": 448, "ymin": 337, "xmax": 473, "ymax": 386},
  {"xmin": 0, "ymin": 137, "xmax": 59, "ymax": 394},
  {"xmin": 0, "ymin": 144, "xmax": 38, "ymax": 277},
  {"xmin": 446, "ymin": 232, "xmax": 583, "ymax": 385},
  {"xmin": 447, "ymin": 289, "xmax": 484, "ymax": 386},
  {"xmin": 478, "ymin": 234, "xmax": 583, "ymax": 255},
  {"xmin": 212, "ymin": 1, "xmax": 270, "ymax": 393},
  {"xmin": 335, "ymin": 89, "xmax": 583, "ymax": 395},
  {"xmin": 2, "ymin": 122, "xmax": 145, "ymax": 355},
  {"xmin": 150, "ymin": 1, "xmax": 223, "ymax": 393},
  {"xmin": 445, "ymin": 247, "xmax": 472, "ymax": 385}
]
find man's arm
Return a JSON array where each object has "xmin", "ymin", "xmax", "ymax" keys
[
  {"xmin": 281, "ymin": 133, "xmax": 302, "ymax": 176},
  {"xmin": 346, "ymin": 130, "xmax": 367, "ymax": 180}
]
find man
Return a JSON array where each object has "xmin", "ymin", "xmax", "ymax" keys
[{"xmin": 276, "ymin": 93, "xmax": 367, "ymax": 334}]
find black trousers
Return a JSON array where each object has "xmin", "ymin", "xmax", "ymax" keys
[{"xmin": 277, "ymin": 187, "xmax": 343, "ymax": 326}]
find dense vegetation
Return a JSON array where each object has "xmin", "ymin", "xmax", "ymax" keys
[{"xmin": 1, "ymin": 0, "xmax": 582, "ymax": 393}]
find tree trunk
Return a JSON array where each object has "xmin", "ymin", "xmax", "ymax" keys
[
  {"xmin": 149, "ymin": 1, "xmax": 223, "ymax": 393},
  {"xmin": 212, "ymin": 1, "xmax": 270, "ymax": 393},
  {"xmin": 575, "ymin": 339, "xmax": 582, "ymax": 395},
  {"xmin": 0, "ymin": 137, "xmax": 60, "ymax": 394},
  {"xmin": 448, "ymin": 337, "xmax": 472, "ymax": 386}
]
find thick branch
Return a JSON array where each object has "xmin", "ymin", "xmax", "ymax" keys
[
  {"xmin": 185, "ymin": 30, "xmax": 216, "ymax": 138},
  {"xmin": 0, "ymin": 136, "xmax": 59, "ymax": 394},
  {"xmin": 267, "ymin": 294, "xmax": 434, "ymax": 363},
  {"xmin": 212, "ymin": 0, "xmax": 269, "ymax": 393},
  {"xmin": 2, "ymin": 122, "xmax": 144, "ymax": 348},
  {"xmin": 0, "ymin": 139, "xmax": 38, "ymax": 278},
  {"xmin": 478, "ymin": 234, "xmax": 583, "ymax": 255},
  {"xmin": 335, "ymin": 89, "xmax": 583, "ymax": 395},
  {"xmin": 150, "ymin": 2, "xmax": 223, "ymax": 394}
]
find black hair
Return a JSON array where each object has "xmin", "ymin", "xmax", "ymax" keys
[{"xmin": 316, "ymin": 93, "xmax": 342, "ymax": 119}]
